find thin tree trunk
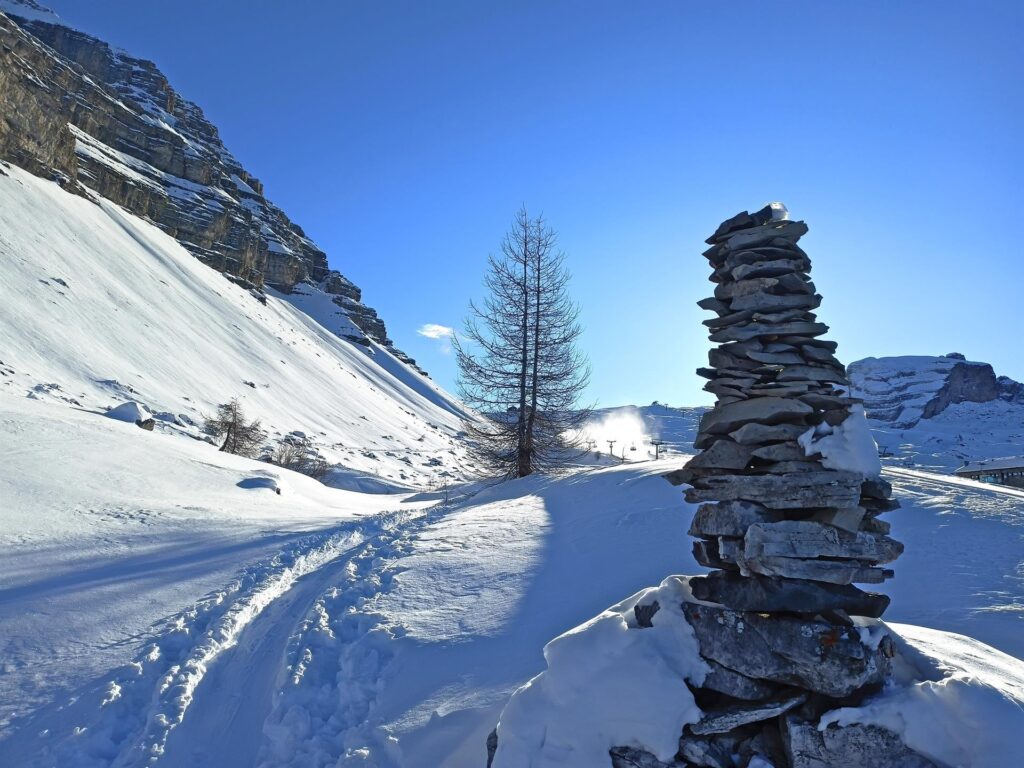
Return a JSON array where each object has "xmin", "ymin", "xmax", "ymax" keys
[
  {"xmin": 517, "ymin": 213, "xmax": 531, "ymax": 477},
  {"xmin": 526, "ymin": 229, "xmax": 542, "ymax": 462}
]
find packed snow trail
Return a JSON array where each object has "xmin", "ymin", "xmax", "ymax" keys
[
  {"xmin": 156, "ymin": 539, "xmax": 366, "ymax": 768},
  {"xmin": 3, "ymin": 515, "xmax": 393, "ymax": 767},
  {"xmin": 160, "ymin": 507, "xmax": 439, "ymax": 768}
]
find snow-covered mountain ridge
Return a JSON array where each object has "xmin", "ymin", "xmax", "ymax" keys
[
  {"xmin": 0, "ymin": 162, "xmax": 474, "ymax": 489},
  {"xmin": 846, "ymin": 354, "xmax": 1024, "ymax": 472},
  {"xmin": 0, "ymin": 1, "xmax": 420, "ymax": 365},
  {"xmin": 848, "ymin": 353, "xmax": 1024, "ymax": 428}
]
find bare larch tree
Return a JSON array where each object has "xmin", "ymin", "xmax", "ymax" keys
[
  {"xmin": 203, "ymin": 398, "xmax": 266, "ymax": 457},
  {"xmin": 454, "ymin": 208, "xmax": 591, "ymax": 477}
]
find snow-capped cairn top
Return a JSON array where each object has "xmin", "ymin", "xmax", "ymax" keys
[{"xmin": 669, "ymin": 204, "xmax": 902, "ymax": 621}]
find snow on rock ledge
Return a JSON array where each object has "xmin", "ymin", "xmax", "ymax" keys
[
  {"xmin": 798, "ymin": 404, "xmax": 882, "ymax": 479},
  {"xmin": 104, "ymin": 400, "xmax": 152, "ymax": 425},
  {"xmin": 821, "ymin": 623, "xmax": 1024, "ymax": 768},
  {"xmin": 491, "ymin": 578, "xmax": 1024, "ymax": 768},
  {"xmin": 491, "ymin": 576, "xmax": 707, "ymax": 768}
]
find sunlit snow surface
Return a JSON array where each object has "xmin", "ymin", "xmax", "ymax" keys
[{"xmin": 0, "ymin": 166, "xmax": 1022, "ymax": 766}]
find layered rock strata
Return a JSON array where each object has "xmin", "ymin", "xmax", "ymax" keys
[
  {"xmin": 0, "ymin": 3, "xmax": 417, "ymax": 362},
  {"xmin": 609, "ymin": 206, "xmax": 930, "ymax": 767}
]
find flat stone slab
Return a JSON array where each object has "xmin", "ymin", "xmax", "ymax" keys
[
  {"xmin": 688, "ymin": 500, "xmax": 782, "ymax": 538},
  {"xmin": 709, "ymin": 321, "xmax": 829, "ymax": 344},
  {"xmin": 701, "ymin": 658, "xmax": 781, "ymax": 701},
  {"xmin": 745, "ymin": 349, "xmax": 807, "ymax": 365},
  {"xmin": 724, "ymin": 220, "xmax": 808, "ymax": 250},
  {"xmin": 682, "ymin": 602, "xmax": 894, "ymax": 698},
  {"xmin": 730, "ymin": 422, "xmax": 809, "ymax": 445},
  {"xmin": 690, "ymin": 571, "xmax": 891, "ymax": 617},
  {"xmin": 699, "ymin": 397, "xmax": 813, "ymax": 436},
  {"xmin": 721, "ymin": 245, "xmax": 807, "ymax": 272},
  {"xmin": 684, "ymin": 439, "xmax": 753, "ymax": 471},
  {"xmin": 685, "ymin": 470, "xmax": 863, "ymax": 509},
  {"xmin": 731, "ymin": 257, "xmax": 809, "ymax": 281},
  {"xmin": 740, "ymin": 556, "xmax": 893, "ymax": 585},
  {"xmin": 744, "ymin": 521, "xmax": 903, "ymax": 564},
  {"xmin": 729, "ymin": 291, "xmax": 821, "ymax": 312},
  {"xmin": 776, "ymin": 364, "xmax": 848, "ymax": 384},
  {"xmin": 783, "ymin": 716, "xmax": 940, "ymax": 768},
  {"xmin": 678, "ymin": 736, "xmax": 735, "ymax": 768},
  {"xmin": 808, "ymin": 506, "xmax": 866, "ymax": 533},
  {"xmin": 689, "ymin": 693, "xmax": 807, "ymax": 735},
  {"xmin": 751, "ymin": 441, "xmax": 816, "ymax": 462},
  {"xmin": 714, "ymin": 276, "xmax": 786, "ymax": 300}
]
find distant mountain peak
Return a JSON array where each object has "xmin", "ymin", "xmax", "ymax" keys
[{"xmin": 848, "ymin": 354, "xmax": 1023, "ymax": 429}]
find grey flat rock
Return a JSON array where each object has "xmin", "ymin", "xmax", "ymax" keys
[
  {"xmin": 689, "ymin": 693, "xmax": 806, "ymax": 735},
  {"xmin": 730, "ymin": 422, "xmax": 809, "ymax": 445},
  {"xmin": 682, "ymin": 602, "xmax": 894, "ymax": 697},
  {"xmin": 740, "ymin": 556, "xmax": 893, "ymax": 585},
  {"xmin": 699, "ymin": 397, "xmax": 813, "ymax": 435},
  {"xmin": 709, "ymin": 321, "xmax": 829, "ymax": 344},
  {"xmin": 690, "ymin": 570, "xmax": 891, "ymax": 617},
  {"xmin": 688, "ymin": 500, "xmax": 782, "ymax": 537},
  {"xmin": 783, "ymin": 716, "xmax": 940, "ymax": 768},
  {"xmin": 685, "ymin": 471, "xmax": 863, "ymax": 509},
  {"xmin": 701, "ymin": 658, "xmax": 781, "ymax": 701},
  {"xmin": 724, "ymin": 220, "xmax": 809, "ymax": 250},
  {"xmin": 743, "ymin": 521, "xmax": 903, "ymax": 564},
  {"xmin": 730, "ymin": 291, "xmax": 822, "ymax": 312}
]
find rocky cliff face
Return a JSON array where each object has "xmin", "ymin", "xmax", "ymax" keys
[
  {"xmin": 847, "ymin": 353, "xmax": 1023, "ymax": 428},
  {"xmin": 0, "ymin": 1, "xmax": 420, "ymax": 367}
]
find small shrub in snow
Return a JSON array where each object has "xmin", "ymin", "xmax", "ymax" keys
[
  {"xmin": 203, "ymin": 399, "xmax": 266, "ymax": 457},
  {"xmin": 267, "ymin": 434, "xmax": 330, "ymax": 479}
]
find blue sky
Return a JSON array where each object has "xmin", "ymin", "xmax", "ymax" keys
[{"xmin": 46, "ymin": 1, "xmax": 1022, "ymax": 406}]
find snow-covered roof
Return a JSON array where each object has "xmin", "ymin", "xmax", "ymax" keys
[{"xmin": 955, "ymin": 456, "xmax": 1024, "ymax": 474}]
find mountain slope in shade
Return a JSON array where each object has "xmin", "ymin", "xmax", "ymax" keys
[
  {"xmin": 0, "ymin": 161, "xmax": 474, "ymax": 489},
  {"xmin": 0, "ymin": 1, "xmax": 420, "ymax": 365}
]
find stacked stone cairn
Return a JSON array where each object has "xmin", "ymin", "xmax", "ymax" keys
[{"xmin": 611, "ymin": 206, "xmax": 938, "ymax": 767}]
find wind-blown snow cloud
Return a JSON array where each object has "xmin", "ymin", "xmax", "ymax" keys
[
  {"xmin": 574, "ymin": 407, "xmax": 654, "ymax": 461},
  {"xmin": 417, "ymin": 323, "xmax": 454, "ymax": 354}
]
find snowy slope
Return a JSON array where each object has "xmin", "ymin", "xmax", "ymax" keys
[
  {"xmin": 0, "ymin": 163, "xmax": 473, "ymax": 489},
  {"xmin": 256, "ymin": 459, "xmax": 1023, "ymax": 767},
  {"xmin": 0, "ymin": 396, "xmax": 441, "ymax": 760},
  {"xmin": 1, "ymin": 392, "xmax": 1021, "ymax": 766},
  {"xmin": 867, "ymin": 399, "xmax": 1024, "ymax": 473}
]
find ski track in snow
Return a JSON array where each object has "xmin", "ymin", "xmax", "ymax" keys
[
  {"xmin": 256, "ymin": 504, "xmax": 457, "ymax": 767},
  {"xmin": 3, "ymin": 500, "xmax": 455, "ymax": 768},
  {"xmin": 5, "ymin": 510, "xmax": 416, "ymax": 768}
]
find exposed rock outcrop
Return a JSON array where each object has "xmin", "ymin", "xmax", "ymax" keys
[
  {"xmin": 0, "ymin": 2, "xmax": 414, "ymax": 358},
  {"xmin": 847, "ymin": 353, "xmax": 1023, "ymax": 428}
]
